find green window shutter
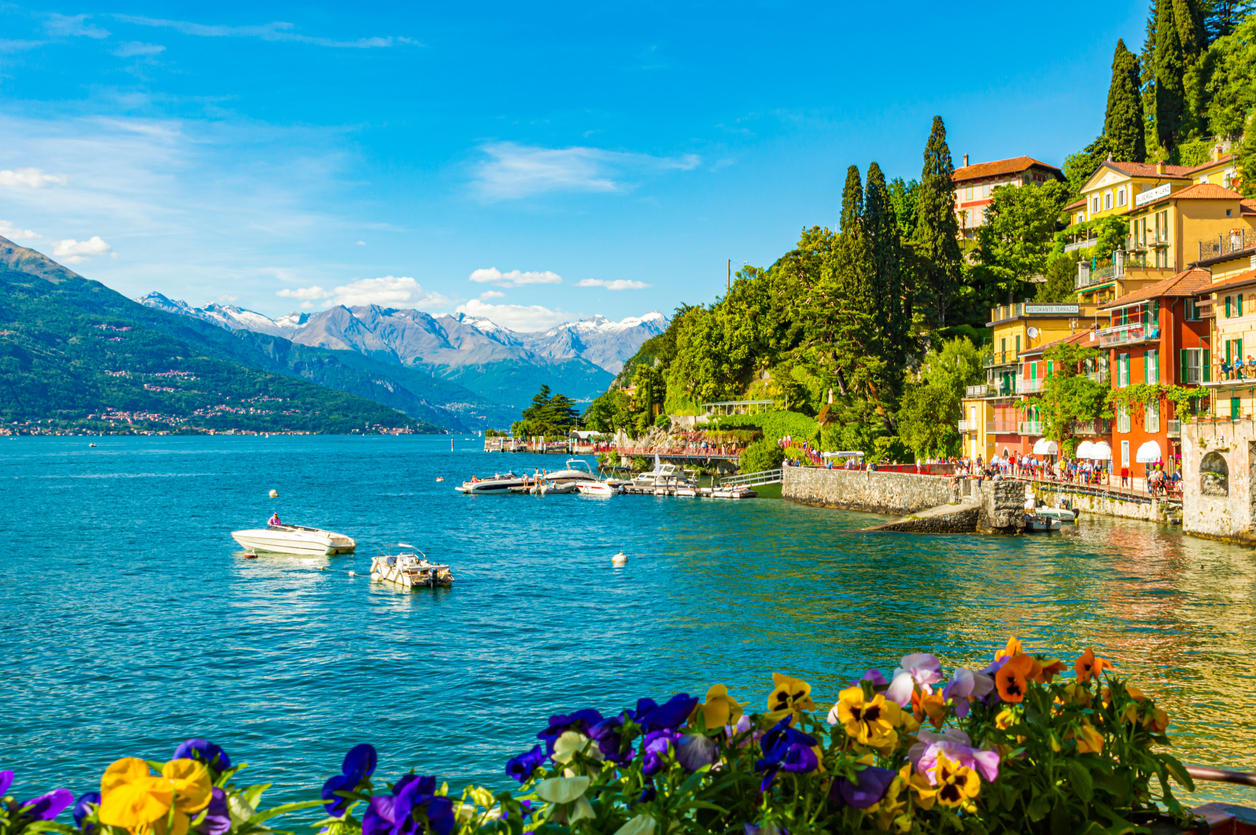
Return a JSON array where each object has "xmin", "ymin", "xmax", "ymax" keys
[
  {"xmin": 1143, "ymin": 353, "xmax": 1149, "ymax": 384},
  {"xmin": 1204, "ymin": 348, "xmax": 1211, "ymax": 382},
  {"xmin": 1047, "ymin": 360, "xmax": 1053, "ymax": 378},
  {"xmin": 1241, "ymin": 338, "xmax": 1246, "ymax": 362},
  {"xmin": 1227, "ymin": 296, "xmax": 1232, "ymax": 317},
  {"xmin": 1180, "ymin": 349, "xmax": 1187, "ymax": 382},
  {"xmin": 1233, "ymin": 397, "xmax": 1241, "ymax": 420}
]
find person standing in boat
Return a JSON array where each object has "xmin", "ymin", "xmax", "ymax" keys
[{"xmin": 268, "ymin": 512, "xmax": 282, "ymax": 527}]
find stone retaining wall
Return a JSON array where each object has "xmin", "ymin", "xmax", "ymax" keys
[
  {"xmin": 866, "ymin": 505, "xmax": 979, "ymax": 533},
  {"xmin": 781, "ymin": 467, "xmax": 957, "ymax": 515},
  {"xmin": 1031, "ymin": 485, "xmax": 1165, "ymax": 522}
]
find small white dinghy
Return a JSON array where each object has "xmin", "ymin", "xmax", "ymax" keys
[
  {"xmin": 1036, "ymin": 507, "xmax": 1078, "ymax": 523},
  {"xmin": 1024, "ymin": 514, "xmax": 1062, "ymax": 533},
  {"xmin": 231, "ymin": 524, "xmax": 356, "ymax": 555},
  {"xmin": 539, "ymin": 479, "xmax": 578, "ymax": 495},
  {"xmin": 577, "ymin": 481, "xmax": 622, "ymax": 497},
  {"xmin": 370, "ymin": 544, "xmax": 454, "ymax": 589}
]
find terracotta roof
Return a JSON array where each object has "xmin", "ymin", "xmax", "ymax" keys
[
  {"xmin": 1019, "ymin": 328, "xmax": 1098, "ymax": 358},
  {"xmin": 1104, "ymin": 161, "xmax": 1194, "ymax": 179},
  {"xmin": 1065, "ymin": 197, "xmax": 1086, "ymax": 210},
  {"xmin": 1099, "ymin": 268, "xmax": 1212, "ymax": 310},
  {"xmin": 1165, "ymin": 182, "xmax": 1245, "ymax": 200},
  {"xmin": 1182, "ymin": 152, "xmax": 1235, "ymax": 174},
  {"xmin": 953, "ymin": 156, "xmax": 1063, "ymax": 183},
  {"xmin": 1242, "ymin": 199, "xmax": 1256, "ymax": 215},
  {"xmin": 1208, "ymin": 267, "xmax": 1256, "ymax": 294}
]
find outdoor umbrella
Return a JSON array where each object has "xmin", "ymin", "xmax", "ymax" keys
[
  {"xmin": 1135, "ymin": 440, "xmax": 1162, "ymax": 464},
  {"xmin": 1076, "ymin": 440, "xmax": 1096, "ymax": 458},
  {"xmin": 1032, "ymin": 438, "xmax": 1058, "ymax": 455},
  {"xmin": 1091, "ymin": 441, "xmax": 1113, "ymax": 461}
]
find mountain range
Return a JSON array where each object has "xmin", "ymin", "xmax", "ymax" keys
[{"xmin": 137, "ymin": 295, "xmax": 667, "ymax": 374}]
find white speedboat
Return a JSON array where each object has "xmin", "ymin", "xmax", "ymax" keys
[
  {"xmin": 543, "ymin": 459, "xmax": 601, "ymax": 485},
  {"xmin": 539, "ymin": 479, "xmax": 577, "ymax": 495},
  {"xmin": 1025, "ymin": 514, "xmax": 1062, "ymax": 532},
  {"xmin": 577, "ymin": 481, "xmax": 621, "ymax": 497},
  {"xmin": 1036, "ymin": 507, "xmax": 1077, "ymax": 523},
  {"xmin": 456, "ymin": 471, "xmax": 526, "ymax": 494},
  {"xmin": 711, "ymin": 486, "xmax": 754, "ymax": 500},
  {"xmin": 370, "ymin": 545, "xmax": 453, "ymax": 588},
  {"xmin": 231, "ymin": 524, "xmax": 357, "ymax": 555}
]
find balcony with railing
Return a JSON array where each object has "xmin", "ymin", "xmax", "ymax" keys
[
  {"xmin": 957, "ymin": 420, "xmax": 974, "ymax": 434},
  {"xmin": 1071, "ymin": 419, "xmax": 1112, "ymax": 435},
  {"xmin": 983, "ymin": 352, "xmax": 1019, "ymax": 369},
  {"xmin": 1084, "ymin": 368, "xmax": 1110, "ymax": 384},
  {"xmin": 1016, "ymin": 377, "xmax": 1044, "ymax": 394},
  {"xmin": 1018, "ymin": 420, "xmax": 1043, "ymax": 436},
  {"xmin": 985, "ymin": 421, "xmax": 1019, "ymax": 434},
  {"xmin": 1097, "ymin": 321, "xmax": 1160, "ymax": 347},
  {"xmin": 1064, "ymin": 236, "xmax": 1099, "ymax": 253},
  {"xmin": 1197, "ymin": 228, "xmax": 1251, "ymax": 262},
  {"xmin": 966, "ymin": 381, "xmax": 1016, "ymax": 398},
  {"xmin": 1205, "ymin": 361, "xmax": 1256, "ymax": 386}
]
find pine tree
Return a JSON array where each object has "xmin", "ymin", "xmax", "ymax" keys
[
  {"xmin": 864, "ymin": 162, "xmax": 908, "ymax": 397},
  {"xmin": 835, "ymin": 165, "xmax": 873, "ymax": 307},
  {"xmin": 1103, "ymin": 39, "xmax": 1147, "ymax": 161},
  {"xmin": 1155, "ymin": 0, "xmax": 1188, "ymax": 151},
  {"xmin": 1173, "ymin": 0, "xmax": 1206, "ymax": 55},
  {"xmin": 1141, "ymin": 0, "xmax": 1160, "ymax": 153},
  {"xmin": 1207, "ymin": 0, "xmax": 1254, "ymax": 40},
  {"xmin": 913, "ymin": 116, "xmax": 963, "ymax": 327}
]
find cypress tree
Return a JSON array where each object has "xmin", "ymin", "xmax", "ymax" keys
[
  {"xmin": 1141, "ymin": 0, "xmax": 1159, "ymax": 152},
  {"xmin": 836, "ymin": 165, "xmax": 872, "ymax": 307},
  {"xmin": 1155, "ymin": 0, "xmax": 1187, "ymax": 152},
  {"xmin": 1103, "ymin": 40, "xmax": 1147, "ymax": 161},
  {"xmin": 1173, "ymin": 0, "xmax": 1205, "ymax": 55},
  {"xmin": 913, "ymin": 116, "xmax": 962, "ymax": 327},
  {"xmin": 865, "ymin": 162, "xmax": 908, "ymax": 397}
]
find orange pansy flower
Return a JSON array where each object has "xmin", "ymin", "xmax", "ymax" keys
[
  {"xmin": 995, "ymin": 655, "xmax": 1035, "ymax": 703},
  {"xmin": 1074, "ymin": 648, "xmax": 1116, "ymax": 681}
]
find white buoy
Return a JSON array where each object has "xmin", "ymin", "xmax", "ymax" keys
[
  {"xmin": 348, "ymin": 571, "xmax": 357, "ymax": 576},
  {"xmin": 269, "ymin": 488, "xmax": 278, "ymax": 498},
  {"xmin": 612, "ymin": 551, "xmax": 628, "ymax": 566}
]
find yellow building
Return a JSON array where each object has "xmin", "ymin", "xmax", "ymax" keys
[
  {"xmin": 1068, "ymin": 151, "xmax": 1242, "ymax": 228},
  {"xmin": 959, "ymin": 301, "xmax": 1096, "ymax": 461},
  {"xmin": 1126, "ymin": 182, "xmax": 1256, "ymax": 270},
  {"xmin": 1198, "ymin": 238, "xmax": 1256, "ymax": 418}
]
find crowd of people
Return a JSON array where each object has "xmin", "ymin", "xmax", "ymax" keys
[{"xmin": 946, "ymin": 453, "xmax": 1182, "ymax": 497}]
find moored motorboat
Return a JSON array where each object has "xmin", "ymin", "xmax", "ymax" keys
[
  {"xmin": 543, "ymin": 459, "xmax": 601, "ymax": 485},
  {"xmin": 455, "ymin": 471, "xmax": 526, "ymax": 494},
  {"xmin": 370, "ymin": 544, "xmax": 454, "ymax": 588},
  {"xmin": 1024, "ymin": 514, "xmax": 1062, "ymax": 532},
  {"xmin": 1036, "ymin": 507, "xmax": 1077, "ymax": 523},
  {"xmin": 577, "ymin": 481, "xmax": 621, "ymax": 497},
  {"xmin": 231, "ymin": 524, "xmax": 357, "ymax": 555},
  {"xmin": 539, "ymin": 479, "xmax": 578, "ymax": 495}
]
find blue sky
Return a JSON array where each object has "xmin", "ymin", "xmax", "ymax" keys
[{"xmin": 0, "ymin": 0, "xmax": 1149, "ymax": 331}]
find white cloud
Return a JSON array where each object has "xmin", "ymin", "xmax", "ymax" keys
[
  {"xmin": 0, "ymin": 220, "xmax": 40, "ymax": 241},
  {"xmin": 468, "ymin": 267, "xmax": 562, "ymax": 287},
  {"xmin": 356, "ymin": 240, "xmax": 366, "ymax": 245},
  {"xmin": 113, "ymin": 42, "xmax": 166, "ymax": 58},
  {"xmin": 113, "ymin": 15, "xmax": 417, "ymax": 48},
  {"xmin": 577, "ymin": 278, "xmax": 651, "ymax": 291},
  {"xmin": 276, "ymin": 286, "xmax": 331, "ymax": 300},
  {"xmin": 472, "ymin": 141, "xmax": 700, "ymax": 200},
  {"xmin": 0, "ymin": 168, "xmax": 68, "ymax": 188},
  {"xmin": 0, "ymin": 40, "xmax": 44, "ymax": 52},
  {"xmin": 320, "ymin": 276, "xmax": 451, "ymax": 308},
  {"xmin": 53, "ymin": 236, "xmax": 112, "ymax": 263},
  {"xmin": 456, "ymin": 299, "xmax": 571, "ymax": 331},
  {"xmin": 478, "ymin": 290, "xmax": 505, "ymax": 300},
  {"xmin": 217, "ymin": 294, "xmax": 239, "ymax": 303},
  {"xmin": 46, "ymin": 13, "xmax": 110, "ymax": 39}
]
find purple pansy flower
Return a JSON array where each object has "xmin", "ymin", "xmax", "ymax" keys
[
  {"xmin": 636, "ymin": 694, "xmax": 699, "ymax": 732},
  {"xmin": 197, "ymin": 788, "xmax": 231, "ymax": 835},
  {"xmin": 852, "ymin": 669, "xmax": 889, "ymax": 688},
  {"xmin": 504, "ymin": 746, "xmax": 546, "ymax": 784},
  {"xmin": 73, "ymin": 792, "xmax": 101, "ymax": 833},
  {"xmin": 173, "ymin": 740, "xmax": 231, "ymax": 773},
  {"xmin": 675, "ymin": 734, "xmax": 719, "ymax": 772},
  {"xmin": 830, "ymin": 766, "xmax": 897, "ymax": 809},
  {"xmin": 745, "ymin": 823, "xmax": 789, "ymax": 835},
  {"xmin": 537, "ymin": 709, "xmax": 604, "ymax": 754},
  {"xmin": 909, "ymin": 729, "xmax": 1001, "ymax": 782},
  {"xmin": 363, "ymin": 775, "xmax": 454, "ymax": 835},
  {"xmin": 20, "ymin": 788, "xmax": 75, "ymax": 822},
  {"xmin": 886, "ymin": 654, "xmax": 943, "ymax": 706},
  {"xmin": 322, "ymin": 744, "xmax": 379, "ymax": 816},
  {"xmin": 588, "ymin": 717, "xmax": 632, "ymax": 765},
  {"xmin": 641, "ymin": 751, "xmax": 665, "ymax": 777},
  {"xmin": 941, "ymin": 668, "xmax": 996, "ymax": 717},
  {"xmin": 0, "ymin": 771, "xmax": 14, "ymax": 798},
  {"xmin": 754, "ymin": 718, "xmax": 819, "ymax": 791}
]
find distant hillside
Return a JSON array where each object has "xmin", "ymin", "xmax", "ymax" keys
[
  {"xmin": 0, "ymin": 236, "xmax": 452, "ymax": 433},
  {"xmin": 137, "ymin": 295, "xmax": 665, "ymax": 412}
]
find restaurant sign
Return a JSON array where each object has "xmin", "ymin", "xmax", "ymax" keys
[
  {"xmin": 1135, "ymin": 183, "xmax": 1172, "ymax": 207},
  {"xmin": 1024, "ymin": 304, "xmax": 1080, "ymax": 315}
]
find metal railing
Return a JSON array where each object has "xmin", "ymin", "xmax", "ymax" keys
[
  {"xmin": 1198, "ymin": 229, "xmax": 1250, "ymax": 261},
  {"xmin": 1064, "ymin": 237, "xmax": 1098, "ymax": 252},
  {"xmin": 985, "ymin": 421, "xmax": 1018, "ymax": 434},
  {"xmin": 1084, "ymin": 369, "xmax": 1110, "ymax": 384},
  {"xmin": 957, "ymin": 420, "xmax": 973, "ymax": 433},
  {"xmin": 721, "ymin": 468, "xmax": 782, "ymax": 487},
  {"xmin": 1017, "ymin": 378, "xmax": 1044, "ymax": 394},
  {"xmin": 1098, "ymin": 322, "xmax": 1160, "ymax": 347},
  {"xmin": 982, "ymin": 353, "xmax": 1018, "ymax": 368},
  {"xmin": 966, "ymin": 382, "xmax": 1014, "ymax": 398},
  {"xmin": 1018, "ymin": 420, "xmax": 1043, "ymax": 435}
]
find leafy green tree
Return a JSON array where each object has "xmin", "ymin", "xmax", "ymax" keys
[
  {"xmin": 976, "ymin": 179, "xmax": 1074, "ymax": 300},
  {"xmin": 866, "ymin": 162, "xmax": 909, "ymax": 396},
  {"xmin": 1036, "ymin": 343, "xmax": 1108, "ymax": 443},
  {"xmin": 739, "ymin": 437, "xmax": 785, "ymax": 473},
  {"xmin": 1155, "ymin": 0, "xmax": 1190, "ymax": 151},
  {"xmin": 512, "ymin": 384, "xmax": 581, "ymax": 437},
  {"xmin": 913, "ymin": 117, "xmax": 963, "ymax": 326},
  {"xmin": 1240, "ymin": 118, "xmax": 1256, "ymax": 198},
  {"xmin": 919, "ymin": 337, "xmax": 985, "ymax": 395},
  {"xmin": 1104, "ymin": 39, "xmax": 1147, "ymax": 161},
  {"xmin": 1207, "ymin": 0, "xmax": 1254, "ymax": 40},
  {"xmin": 897, "ymin": 383, "xmax": 960, "ymax": 458},
  {"xmin": 629, "ymin": 364, "xmax": 667, "ymax": 434},
  {"xmin": 1204, "ymin": 15, "xmax": 1256, "ymax": 139},
  {"xmin": 1035, "ymin": 254, "xmax": 1082, "ymax": 303},
  {"xmin": 888, "ymin": 177, "xmax": 920, "ymax": 242},
  {"xmin": 1063, "ymin": 136, "xmax": 1110, "ymax": 196}
]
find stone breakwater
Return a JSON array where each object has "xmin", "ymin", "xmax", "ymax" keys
[{"xmin": 781, "ymin": 467, "xmax": 958, "ymax": 515}]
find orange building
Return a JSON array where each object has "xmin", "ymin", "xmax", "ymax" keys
[{"xmin": 952, "ymin": 155, "xmax": 1063, "ymax": 239}]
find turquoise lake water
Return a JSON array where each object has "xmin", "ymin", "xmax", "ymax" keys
[{"xmin": 2, "ymin": 435, "xmax": 1255, "ymax": 808}]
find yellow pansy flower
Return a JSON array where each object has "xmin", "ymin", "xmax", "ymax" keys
[
  {"xmin": 161, "ymin": 761, "xmax": 211, "ymax": 815},
  {"xmin": 1067, "ymin": 722, "xmax": 1104, "ymax": 754},
  {"xmin": 833, "ymin": 687, "xmax": 898, "ymax": 752},
  {"xmin": 100, "ymin": 759, "xmax": 173, "ymax": 832},
  {"xmin": 698, "ymin": 684, "xmax": 746, "ymax": 730},
  {"xmin": 766, "ymin": 673, "xmax": 815, "ymax": 724},
  {"xmin": 932, "ymin": 753, "xmax": 980, "ymax": 809}
]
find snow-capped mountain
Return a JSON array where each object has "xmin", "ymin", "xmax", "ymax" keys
[{"xmin": 135, "ymin": 294, "xmax": 667, "ymax": 373}]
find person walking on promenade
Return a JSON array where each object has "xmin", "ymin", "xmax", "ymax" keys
[{"xmin": 1120, "ymin": 464, "xmax": 1129, "ymax": 488}]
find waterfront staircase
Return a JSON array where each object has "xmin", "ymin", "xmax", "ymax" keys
[{"xmin": 720, "ymin": 468, "xmax": 782, "ymax": 487}]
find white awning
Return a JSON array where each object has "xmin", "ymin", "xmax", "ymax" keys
[
  {"xmin": 1135, "ymin": 440, "xmax": 1162, "ymax": 463},
  {"xmin": 1032, "ymin": 438, "xmax": 1059, "ymax": 455},
  {"xmin": 1076, "ymin": 440, "xmax": 1096, "ymax": 458},
  {"xmin": 1091, "ymin": 441, "xmax": 1113, "ymax": 461}
]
